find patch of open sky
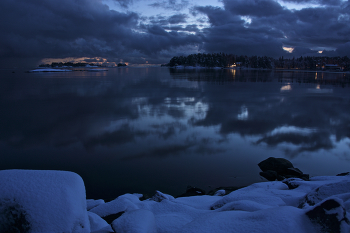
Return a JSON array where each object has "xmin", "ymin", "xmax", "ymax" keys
[
  {"xmin": 276, "ymin": 0, "xmax": 321, "ymax": 10},
  {"xmin": 102, "ymin": 0, "xmax": 223, "ymax": 31}
]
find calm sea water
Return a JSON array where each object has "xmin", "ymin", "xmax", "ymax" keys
[{"xmin": 1, "ymin": 67, "xmax": 350, "ymax": 199}]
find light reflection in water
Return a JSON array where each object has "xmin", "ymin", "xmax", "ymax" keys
[
  {"xmin": 1, "ymin": 67, "xmax": 350, "ymax": 199},
  {"xmin": 237, "ymin": 105, "xmax": 248, "ymax": 120},
  {"xmin": 280, "ymin": 84, "xmax": 292, "ymax": 92}
]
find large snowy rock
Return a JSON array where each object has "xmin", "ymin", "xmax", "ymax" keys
[
  {"xmin": 111, "ymin": 209, "xmax": 157, "ymax": 233},
  {"xmin": 0, "ymin": 170, "xmax": 90, "ymax": 233},
  {"xmin": 305, "ymin": 198, "xmax": 350, "ymax": 233},
  {"xmin": 300, "ymin": 181, "xmax": 350, "ymax": 207}
]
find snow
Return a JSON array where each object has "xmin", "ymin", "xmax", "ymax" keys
[
  {"xmin": 29, "ymin": 68, "xmax": 72, "ymax": 72},
  {"xmin": 87, "ymin": 199, "xmax": 105, "ymax": 211},
  {"xmin": 111, "ymin": 209, "xmax": 157, "ymax": 233},
  {"xmin": 88, "ymin": 211, "xmax": 109, "ymax": 232},
  {"xmin": 1, "ymin": 169, "xmax": 349, "ymax": 232},
  {"xmin": 0, "ymin": 169, "xmax": 89, "ymax": 233}
]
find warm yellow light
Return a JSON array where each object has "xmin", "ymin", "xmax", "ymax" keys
[
  {"xmin": 318, "ymin": 51, "xmax": 323, "ymax": 54},
  {"xmin": 283, "ymin": 46, "xmax": 294, "ymax": 53},
  {"xmin": 280, "ymin": 84, "xmax": 292, "ymax": 91}
]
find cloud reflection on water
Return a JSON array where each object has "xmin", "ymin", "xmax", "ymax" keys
[{"xmin": 1, "ymin": 68, "xmax": 350, "ymax": 198}]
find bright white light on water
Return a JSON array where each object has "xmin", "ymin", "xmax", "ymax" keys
[
  {"xmin": 237, "ymin": 105, "xmax": 248, "ymax": 121},
  {"xmin": 280, "ymin": 84, "xmax": 292, "ymax": 92}
]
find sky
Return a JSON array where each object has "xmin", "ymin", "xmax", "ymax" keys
[{"xmin": 0, "ymin": 0, "xmax": 350, "ymax": 67}]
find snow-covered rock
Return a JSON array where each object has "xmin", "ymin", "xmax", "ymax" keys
[
  {"xmin": 89, "ymin": 193, "xmax": 141, "ymax": 217},
  {"xmin": 305, "ymin": 198, "xmax": 350, "ymax": 233},
  {"xmin": 111, "ymin": 209, "xmax": 157, "ymax": 233},
  {"xmin": 301, "ymin": 181, "xmax": 350, "ymax": 207},
  {"xmin": 0, "ymin": 170, "xmax": 90, "ymax": 233},
  {"xmin": 87, "ymin": 199, "xmax": 105, "ymax": 211},
  {"xmin": 88, "ymin": 211, "xmax": 110, "ymax": 232},
  {"xmin": 2, "ymin": 168, "xmax": 350, "ymax": 233},
  {"xmin": 149, "ymin": 190, "xmax": 175, "ymax": 202}
]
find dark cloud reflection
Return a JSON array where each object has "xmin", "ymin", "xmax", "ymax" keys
[{"xmin": 1, "ymin": 68, "xmax": 350, "ymax": 198}]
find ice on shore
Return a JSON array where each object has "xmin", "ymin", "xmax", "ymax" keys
[
  {"xmin": 0, "ymin": 169, "xmax": 349, "ymax": 232},
  {"xmin": 29, "ymin": 68, "xmax": 72, "ymax": 72}
]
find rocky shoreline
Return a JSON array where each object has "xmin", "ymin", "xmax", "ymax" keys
[{"xmin": 0, "ymin": 157, "xmax": 349, "ymax": 233}]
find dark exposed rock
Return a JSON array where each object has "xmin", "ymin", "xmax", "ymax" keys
[
  {"xmin": 0, "ymin": 199, "xmax": 31, "ymax": 233},
  {"xmin": 306, "ymin": 198, "xmax": 350, "ymax": 233},
  {"xmin": 299, "ymin": 174, "xmax": 310, "ymax": 181},
  {"xmin": 285, "ymin": 167, "xmax": 303, "ymax": 176},
  {"xmin": 258, "ymin": 157, "xmax": 294, "ymax": 174},
  {"xmin": 336, "ymin": 172, "xmax": 350, "ymax": 176},
  {"xmin": 283, "ymin": 178, "xmax": 304, "ymax": 189},
  {"xmin": 258, "ymin": 157, "xmax": 309, "ymax": 181},
  {"xmin": 102, "ymin": 211, "xmax": 125, "ymax": 224},
  {"xmin": 259, "ymin": 170, "xmax": 278, "ymax": 181},
  {"xmin": 177, "ymin": 186, "xmax": 206, "ymax": 197},
  {"xmin": 207, "ymin": 186, "xmax": 243, "ymax": 196},
  {"xmin": 149, "ymin": 191, "xmax": 174, "ymax": 202}
]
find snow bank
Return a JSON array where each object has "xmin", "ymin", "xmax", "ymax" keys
[
  {"xmin": 88, "ymin": 174, "xmax": 350, "ymax": 233},
  {"xmin": 1, "ymin": 169, "xmax": 350, "ymax": 232},
  {"xmin": 0, "ymin": 170, "xmax": 90, "ymax": 233}
]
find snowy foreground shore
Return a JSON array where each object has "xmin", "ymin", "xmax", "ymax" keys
[{"xmin": 0, "ymin": 159, "xmax": 350, "ymax": 233}]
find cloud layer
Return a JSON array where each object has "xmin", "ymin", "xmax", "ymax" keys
[{"xmin": 0, "ymin": 0, "xmax": 349, "ymax": 67}]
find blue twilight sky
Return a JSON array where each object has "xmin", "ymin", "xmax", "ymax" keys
[{"xmin": 0, "ymin": 0, "xmax": 349, "ymax": 67}]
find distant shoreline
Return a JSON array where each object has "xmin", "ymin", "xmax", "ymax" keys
[{"xmin": 166, "ymin": 65, "xmax": 350, "ymax": 74}]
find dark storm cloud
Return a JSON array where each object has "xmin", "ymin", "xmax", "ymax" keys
[
  {"xmin": 192, "ymin": 0, "xmax": 350, "ymax": 57},
  {"xmin": 168, "ymin": 14, "xmax": 188, "ymax": 24},
  {"xmin": 280, "ymin": 0, "xmax": 343, "ymax": 5},
  {"xmin": 223, "ymin": 0, "xmax": 285, "ymax": 17},
  {"xmin": 0, "ymin": 0, "xmax": 202, "ymax": 67},
  {"xmin": 1, "ymin": 0, "xmax": 350, "ymax": 66},
  {"xmin": 149, "ymin": 0, "xmax": 190, "ymax": 11},
  {"xmin": 148, "ymin": 14, "xmax": 188, "ymax": 25},
  {"xmin": 114, "ymin": 0, "xmax": 133, "ymax": 8}
]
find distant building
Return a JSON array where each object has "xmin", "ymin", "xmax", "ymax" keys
[{"xmin": 323, "ymin": 64, "xmax": 342, "ymax": 70}]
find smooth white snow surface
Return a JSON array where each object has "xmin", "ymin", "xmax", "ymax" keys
[
  {"xmin": 89, "ymin": 175, "xmax": 350, "ymax": 233},
  {"xmin": 0, "ymin": 170, "xmax": 90, "ymax": 233},
  {"xmin": 1, "ymin": 169, "xmax": 350, "ymax": 232}
]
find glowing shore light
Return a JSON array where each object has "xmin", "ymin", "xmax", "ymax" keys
[
  {"xmin": 283, "ymin": 47, "xmax": 294, "ymax": 53},
  {"xmin": 318, "ymin": 51, "xmax": 323, "ymax": 54}
]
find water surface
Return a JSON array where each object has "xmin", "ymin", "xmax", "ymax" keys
[{"xmin": 1, "ymin": 67, "xmax": 350, "ymax": 199}]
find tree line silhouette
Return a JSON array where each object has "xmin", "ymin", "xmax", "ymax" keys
[{"xmin": 166, "ymin": 53, "xmax": 350, "ymax": 71}]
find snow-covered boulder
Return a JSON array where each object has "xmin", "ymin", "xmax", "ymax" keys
[
  {"xmin": 300, "ymin": 181, "xmax": 350, "ymax": 207},
  {"xmin": 88, "ymin": 211, "xmax": 110, "ymax": 232},
  {"xmin": 89, "ymin": 194, "xmax": 141, "ymax": 220},
  {"xmin": 305, "ymin": 198, "xmax": 350, "ymax": 233},
  {"xmin": 111, "ymin": 209, "xmax": 157, "ymax": 233},
  {"xmin": 149, "ymin": 191, "xmax": 175, "ymax": 202},
  {"xmin": 0, "ymin": 170, "xmax": 90, "ymax": 233},
  {"xmin": 87, "ymin": 199, "xmax": 105, "ymax": 211}
]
